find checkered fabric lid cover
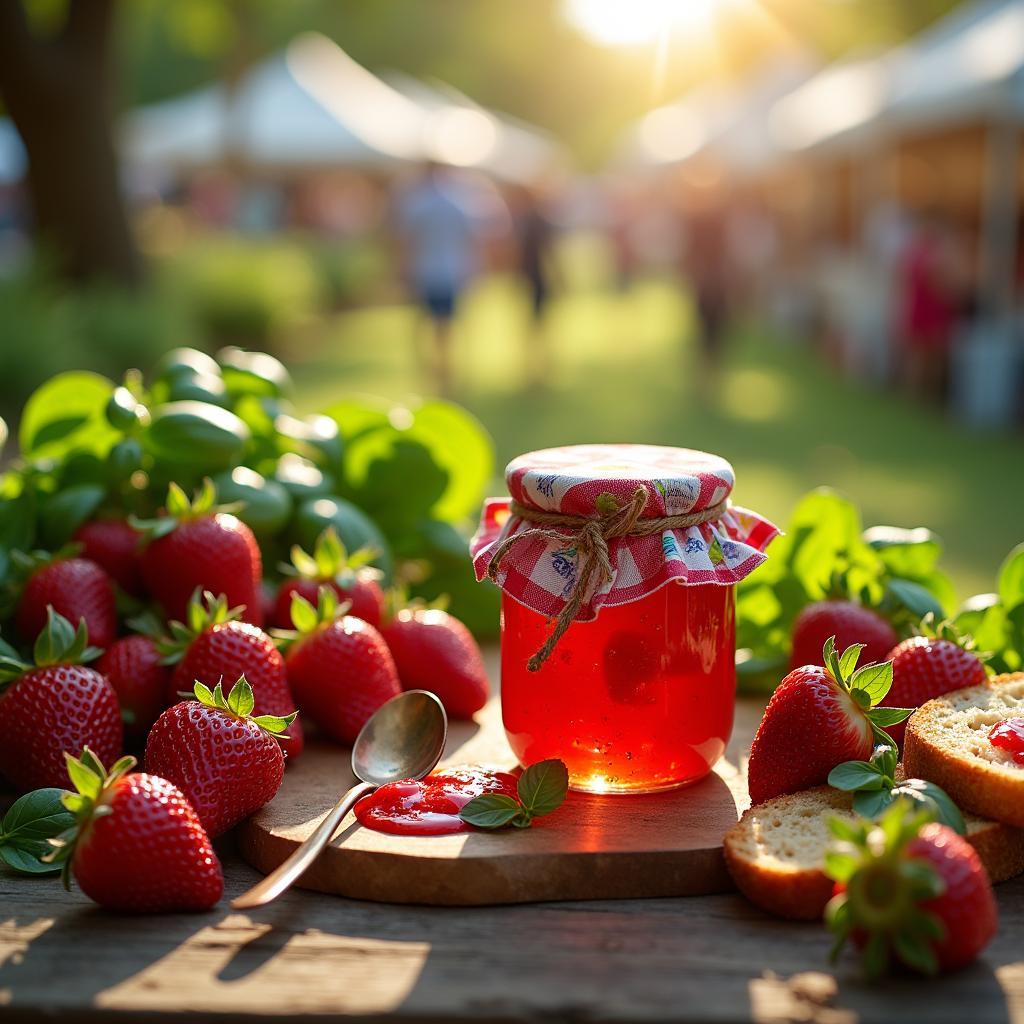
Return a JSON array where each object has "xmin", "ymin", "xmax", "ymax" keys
[{"xmin": 471, "ymin": 443, "xmax": 778, "ymax": 622}]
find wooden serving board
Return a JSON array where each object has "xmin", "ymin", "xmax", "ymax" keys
[{"xmin": 238, "ymin": 694, "xmax": 762, "ymax": 906}]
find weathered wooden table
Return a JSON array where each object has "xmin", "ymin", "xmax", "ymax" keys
[{"xmin": 2, "ymin": 689, "xmax": 1023, "ymax": 1022}]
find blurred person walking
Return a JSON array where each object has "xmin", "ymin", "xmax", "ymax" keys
[
  {"xmin": 510, "ymin": 184, "xmax": 556, "ymax": 388},
  {"xmin": 394, "ymin": 161, "xmax": 501, "ymax": 397},
  {"xmin": 897, "ymin": 210, "xmax": 970, "ymax": 405}
]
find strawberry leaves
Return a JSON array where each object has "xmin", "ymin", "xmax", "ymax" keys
[
  {"xmin": 285, "ymin": 527, "xmax": 377, "ymax": 584},
  {"xmin": 828, "ymin": 745, "xmax": 966, "ymax": 834},
  {"xmin": 192, "ymin": 676, "xmax": 296, "ymax": 737},
  {"xmin": 825, "ymin": 801, "xmax": 948, "ymax": 978},
  {"xmin": 0, "ymin": 788, "xmax": 75, "ymax": 874},
  {"xmin": 459, "ymin": 759, "xmax": 569, "ymax": 830},
  {"xmin": 822, "ymin": 636, "xmax": 911, "ymax": 751}
]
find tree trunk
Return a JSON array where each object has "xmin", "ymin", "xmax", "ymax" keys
[{"xmin": 0, "ymin": 0, "xmax": 142, "ymax": 286}]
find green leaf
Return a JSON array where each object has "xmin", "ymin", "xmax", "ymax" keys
[
  {"xmin": 251, "ymin": 713, "xmax": 296, "ymax": 735},
  {"xmin": 517, "ymin": 759, "xmax": 569, "ymax": 818},
  {"xmin": 838, "ymin": 643, "xmax": 865, "ymax": 679},
  {"xmin": 19, "ymin": 372, "xmax": 119, "ymax": 462},
  {"xmin": 33, "ymin": 608, "xmax": 79, "ymax": 666},
  {"xmin": 886, "ymin": 578, "xmax": 945, "ymax": 621},
  {"xmin": 849, "ymin": 662, "xmax": 893, "ymax": 705},
  {"xmin": 827, "ymin": 816, "xmax": 864, "ymax": 843},
  {"xmin": 866, "ymin": 706, "xmax": 914, "ymax": 727},
  {"xmin": 226, "ymin": 677, "xmax": 255, "ymax": 717},
  {"xmin": 852, "ymin": 788, "xmax": 894, "ymax": 818},
  {"xmin": 0, "ymin": 843, "xmax": 63, "ymax": 874},
  {"xmin": 64, "ymin": 755, "xmax": 102, "ymax": 800},
  {"xmin": 862, "ymin": 933, "xmax": 890, "ymax": 980},
  {"xmin": 828, "ymin": 761, "xmax": 883, "ymax": 792},
  {"xmin": 823, "ymin": 849, "xmax": 858, "ymax": 883},
  {"xmin": 38, "ymin": 485, "xmax": 106, "ymax": 549},
  {"xmin": 193, "ymin": 681, "xmax": 216, "ymax": 707},
  {"xmin": 850, "ymin": 687, "xmax": 871, "ymax": 710},
  {"xmin": 892, "ymin": 780, "xmax": 966, "ymax": 836},
  {"xmin": 998, "ymin": 543, "xmax": 1024, "ymax": 610},
  {"xmin": 458, "ymin": 793, "xmax": 523, "ymax": 829},
  {"xmin": 893, "ymin": 931, "xmax": 939, "ymax": 976},
  {"xmin": 1, "ymin": 788, "xmax": 74, "ymax": 842},
  {"xmin": 290, "ymin": 592, "xmax": 319, "ymax": 633},
  {"xmin": 864, "ymin": 527, "xmax": 942, "ymax": 576}
]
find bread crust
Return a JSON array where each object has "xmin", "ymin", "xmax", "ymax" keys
[
  {"xmin": 903, "ymin": 673, "xmax": 1024, "ymax": 828},
  {"xmin": 724, "ymin": 781, "xmax": 1024, "ymax": 920}
]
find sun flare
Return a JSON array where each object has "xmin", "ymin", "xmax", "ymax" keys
[{"xmin": 564, "ymin": 0, "xmax": 731, "ymax": 47}]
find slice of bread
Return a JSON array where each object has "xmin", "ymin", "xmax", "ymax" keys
[
  {"xmin": 904, "ymin": 672, "xmax": 1024, "ymax": 827},
  {"xmin": 723, "ymin": 785, "xmax": 1024, "ymax": 920}
]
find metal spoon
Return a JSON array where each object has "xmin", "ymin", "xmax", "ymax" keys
[{"xmin": 232, "ymin": 689, "xmax": 447, "ymax": 909}]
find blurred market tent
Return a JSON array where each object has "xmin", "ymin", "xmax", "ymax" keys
[{"xmin": 0, "ymin": 0, "xmax": 1022, "ymax": 426}]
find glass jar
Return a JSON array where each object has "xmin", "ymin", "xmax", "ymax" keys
[
  {"xmin": 502, "ymin": 583, "xmax": 735, "ymax": 793},
  {"xmin": 472, "ymin": 444, "xmax": 776, "ymax": 795}
]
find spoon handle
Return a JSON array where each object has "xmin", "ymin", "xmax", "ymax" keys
[{"xmin": 232, "ymin": 780, "xmax": 375, "ymax": 909}]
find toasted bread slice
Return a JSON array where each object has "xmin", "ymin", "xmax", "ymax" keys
[
  {"xmin": 904, "ymin": 672, "xmax": 1024, "ymax": 827},
  {"xmin": 724, "ymin": 785, "xmax": 1024, "ymax": 920}
]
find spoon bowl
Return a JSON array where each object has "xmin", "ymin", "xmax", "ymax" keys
[
  {"xmin": 232, "ymin": 689, "xmax": 448, "ymax": 909},
  {"xmin": 353, "ymin": 689, "xmax": 448, "ymax": 787}
]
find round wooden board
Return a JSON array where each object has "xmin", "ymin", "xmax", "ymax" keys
[{"xmin": 239, "ymin": 688, "xmax": 762, "ymax": 906}]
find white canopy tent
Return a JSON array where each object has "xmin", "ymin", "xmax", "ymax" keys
[{"xmin": 124, "ymin": 33, "xmax": 557, "ymax": 184}]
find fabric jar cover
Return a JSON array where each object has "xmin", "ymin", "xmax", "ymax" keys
[{"xmin": 471, "ymin": 443, "xmax": 779, "ymax": 622}]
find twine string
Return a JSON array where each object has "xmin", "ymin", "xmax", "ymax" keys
[{"xmin": 486, "ymin": 485, "xmax": 729, "ymax": 671}]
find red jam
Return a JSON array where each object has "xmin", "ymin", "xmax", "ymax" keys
[
  {"xmin": 354, "ymin": 766, "xmax": 519, "ymax": 836},
  {"xmin": 989, "ymin": 718, "xmax": 1024, "ymax": 764},
  {"xmin": 501, "ymin": 582, "xmax": 735, "ymax": 793}
]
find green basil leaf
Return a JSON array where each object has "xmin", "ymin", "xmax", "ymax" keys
[
  {"xmin": 852, "ymin": 788, "xmax": 894, "ymax": 819},
  {"xmin": 458, "ymin": 794, "xmax": 523, "ymax": 829},
  {"xmin": 886, "ymin": 578, "xmax": 945, "ymax": 621},
  {"xmin": 1, "ymin": 788, "xmax": 75, "ymax": 841},
  {"xmin": 0, "ymin": 842, "xmax": 61, "ymax": 875},
  {"xmin": 892, "ymin": 780, "xmax": 966, "ymax": 836},
  {"xmin": 827, "ymin": 761, "xmax": 883, "ymax": 792},
  {"xmin": 517, "ymin": 758, "xmax": 569, "ymax": 818},
  {"xmin": 19, "ymin": 371, "xmax": 118, "ymax": 461},
  {"xmin": 998, "ymin": 543, "xmax": 1024, "ymax": 611}
]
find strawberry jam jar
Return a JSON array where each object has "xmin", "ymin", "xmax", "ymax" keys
[{"xmin": 472, "ymin": 444, "xmax": 777, "ymax": 794}]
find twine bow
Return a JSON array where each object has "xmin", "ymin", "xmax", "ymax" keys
[{"xmin": 487, "ymin": 485, "xmax": 729, "ymax": 671}]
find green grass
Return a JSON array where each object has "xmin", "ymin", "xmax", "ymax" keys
[{"xmin": 287, "ymin": 272, "xmax": 1022, "ymax": 602}]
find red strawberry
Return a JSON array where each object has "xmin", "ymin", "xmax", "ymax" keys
[
  {"xmin": 826, "ymin": 802, "xmax": 997, "ymax": 976},
  {"xmin": 164, "ymin": 591, "xmax": 303, "ymax": 759},
  {"xmin": 16, "ymin": 555, "xmax": 116, "ymax": 649},
  {"xmin": 0, "ymin": 610, "xmax": 122, "ymax": 791},
  {"xmin": 881, "ymin": 624, "xmax": 988, "ymax": 745},
  {"xmin": 381, "ymin": 607, "xmax": 488, "ymax": 719},
  {"xmin": 283, "ymin": 588, "xmax": 400, "ymax": 745},
  {"xmin": 98, "ymin": 634, "xmax": 169, "ymax": 741},
  {"xmin": 790, "ymin": 600, "xmax": 897, "ymax": 671},
  {"xmin": 747, "ymin": 638, "xmax": 909, "ymax": 804},
  {"xmin": 74, "ymin": 518, "xmax": 143, "ymax": 596},
  {"xmin": 47, "ymin": 748, "xmax": 223, "ymax": 912},
  {"xmin": 271, "ymin": 528, "xmax": 384, "ymax": 630},
  {"xmin": 145, "ymin": 677, "xmax": 294, "ymax": 837},
  {"xmin": 137, "ymin": 481, "xmax": 263, "ymax": 625}
]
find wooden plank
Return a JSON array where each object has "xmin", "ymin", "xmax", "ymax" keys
[
  {"xmin": 238, "ymin": 699, "xmax": 765, "ymax": 906},
  {"xmin": 1, "ymin": 855, "xmax": 1022, "ymax": 1023}
]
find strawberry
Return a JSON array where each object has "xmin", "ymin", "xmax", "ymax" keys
[
  {"xmin": 163, "ymin": 590, "xmax": 303, "ymax": 759},
  {"xmin": 881, "ymin": 621, "xmax": 988, "ymax": 746},
  {"xmin": 0, "ymin": 610, "xmax": 122, "ymax": 791},
  {"xmin": 790, "ymin": 600, "xmax": 897, "ymax": 671},
  {"xmin": 136, "ymin": 481, "xmax": 263, "ymax": 626},
  {"xmin": 747, "ymin": 637, "xmax": 912, "ymax": 804},
  {"xmin": 145, "ymin": 677, "xmax": 294, "ymax": 837},
  {"xmin": 381, "ymin": 605, "xmax": 488, "ymax": 719},
  {"xmin": 98, "ymin": 634, "xmax": 169, "ymax": 741},
  {"xmin": 73, "ymin": 518, "xmax": 143, "ymax": 596},
  {"xmin": 46, "ymin": 748, "xmax": 223, "ymax": 912},
  {"xmin": 826, "ymin": 802, "xmax": 997, "ymax": 976},
  {"xmin": 271, "ymin": 528, "xmax": 384, "ymax": 630},
  {"xmin": 281, "ymin": 588, "xmax": 401, "ymax": 745},
  {"xmin": 15, "ymin": 554, "xmax": 117, "ymax": 649}
]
